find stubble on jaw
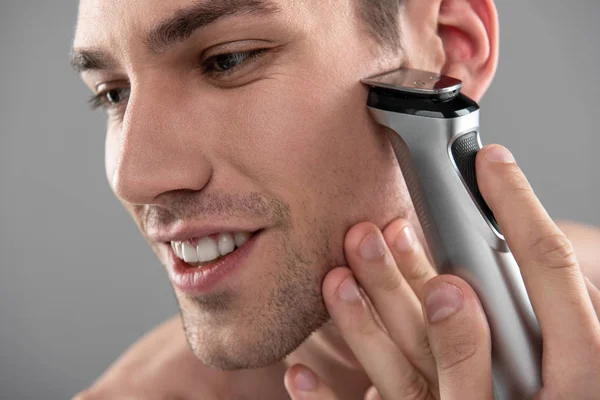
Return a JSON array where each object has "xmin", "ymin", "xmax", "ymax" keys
[
  {"xmin": 178, "ymin": 223, "xmax": 336, "ymax": 370},
  {"xmin": 153, "ymin": 191, "xmax": 339, "ymax": 370}
]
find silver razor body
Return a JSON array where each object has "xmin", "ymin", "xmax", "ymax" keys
[{"xmin": 363, "ymin": 69, "xmax": 542, "ymax": 399}]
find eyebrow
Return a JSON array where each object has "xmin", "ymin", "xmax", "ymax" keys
[
  {"xmin": 70, "ymin": 48, "xmax": 114, "ymax": 73},
  {"xmin": 71, "ymin": 0, "xmax": 280, "ymax": 73},
  {"xmin": 146, "ymin": 0, "xmax": 281, "ymax": 53}
]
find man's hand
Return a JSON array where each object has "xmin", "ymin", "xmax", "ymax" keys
[{"xmin": 284, "ymin": 145, "xmax": 600, "ymax": 400}]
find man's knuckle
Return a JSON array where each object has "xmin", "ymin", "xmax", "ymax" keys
[
  {"xmin": 346, "ymin": 301, "xmax": 382, "ymax": 337},
  {"xmin": 378, "ymin": 272, "xmax": 403, "ymax": 293},
  {"xmin": 414, "ymin": 330, "xmax": 433, "ymax": 360},
  {"xmin": 494, "ymin": 169, "xmax": 528, "ymax": 198},
  {"xmin": 355, "ymin": 313, "xmax": 382, "ymax": 336},
  {"xmin": 402, "ymin": 258, "xmax": 432, "ymax": 282},
  {"xmin": 484, "ymin": 168, "xmax": 529, "ymax": 209},
  {"xmin": 397, "ymin": 369, "xmax": 432, "ymax": 400},
  {"xmin": 435, "ymin": 332, "xmax": 478, "ymax": 372},
  {"xmin": 502, "ymin": 165, "xmax": 528, "ymax": 189},
  {"xmin": 530, "ymin": 233, "xmax": 578, "ymax": 270}
]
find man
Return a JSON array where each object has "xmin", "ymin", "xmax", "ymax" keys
[{"xmin": 72, "ymin": 0, "xmax": 600, "ymax": 398}]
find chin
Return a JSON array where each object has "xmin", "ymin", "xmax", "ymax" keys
[
  {"xmin": 179, "ymin": 272, "xmax": 332, "ymax": 370},
  {"xmin": 183, "ymin": 317, "xmax": 330, "ymax": 370}
]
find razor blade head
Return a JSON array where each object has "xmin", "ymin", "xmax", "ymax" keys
[{"xmin": 361, "ymin": 68, "xmax": 462, "ymax": 99}]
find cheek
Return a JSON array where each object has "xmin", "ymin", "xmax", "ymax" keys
[
  {"xmin": 217, "ymin": 76, "xmax": 375, "ymax": 195},
  {"xmin": 212, "ymin": 75, "xmax": 390, "ymax": 265}
]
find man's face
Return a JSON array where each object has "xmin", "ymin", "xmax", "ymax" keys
[{"xmin": 74, "ymin": 0, "xmax": 412, "ymax": 369}]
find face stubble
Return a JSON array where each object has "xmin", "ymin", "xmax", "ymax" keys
[
  {"xmin": 146, "ymin": 191, "xmax": 340, "ymax": 370},
  {"xmin": 88, "ymin": 0, "xmax": 406, "ymax": 372}
]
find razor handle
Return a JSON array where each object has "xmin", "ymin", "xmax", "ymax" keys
[{"xmin": 363, "ymin": 70, "xmax": 542, "ymax": 399}]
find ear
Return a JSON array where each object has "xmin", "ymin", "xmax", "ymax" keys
[{"xmin": 437, "ymin": 0, "xmax": 498, "ymax": 101}]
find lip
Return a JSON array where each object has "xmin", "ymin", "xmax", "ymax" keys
[
  {"xmin": 148, "ymin": 223, "xmax": 263, "ymax": 244},
  {"xmin": 166, "ymin": 230, "xmax": 262, "ymax": 296}
]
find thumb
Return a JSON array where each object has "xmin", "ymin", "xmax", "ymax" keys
[{"xmin": 421, "ymin": 275, "xmax": 494, "ymax": 400}]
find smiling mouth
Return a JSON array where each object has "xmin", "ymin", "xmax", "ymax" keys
[{"xmin": 169, "ymin": 230, "xmax": 258, "ymax": 268}]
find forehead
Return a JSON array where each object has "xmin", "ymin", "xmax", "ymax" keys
[{"xmin": 73, "ymin": 0, "xmax": 290, "ymax": 49}]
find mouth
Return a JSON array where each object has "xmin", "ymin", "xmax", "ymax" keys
[
  {"xmin": 170, "ymin": 231, "xmax": 256, "ymax": 268},
  {"xmin": 165, "ymin": 229, "xmax": 263, "ymax": 295}
]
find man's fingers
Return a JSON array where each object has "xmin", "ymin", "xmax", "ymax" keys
[
  {"xmin": 382, "ymin": 219, "xmax": 438, "ymax": 299},
  {"xmin": 476, "ymin": 145, "xmax": 599, "ymax": 347},
  {"xmin": 344, "ymin": 222, "xmax": 437, "ymax": 382},
  {"xmin": 323, "ymin": 267, "xmax": 431, "ymax": 400},
  {"xmin": 422, "ymin": 275, "xmax": 494, "ymax": 400},
  {"xmin": 284, "ymin": 364, "xmax": 339, "ymax": 400},
  {"xmin": 585, "ymin": 277, "xmax": 600, "ymax": 319}
]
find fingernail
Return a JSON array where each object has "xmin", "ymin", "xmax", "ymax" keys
[
  {"xmin": 359, "ymin": 231, "xmax": 386, "ymax": 261},
  {"xmin": 395, "ymin": 226, "xmax": 415, "ymax": 253},
  {"xmin": 337, "ymin": 275, "xmax": 361, "ymax": 302},
  {"xmin": 485, "ymin": 145, "xmax": 515, "ymax": 163},
  {"xmin": 425, "ymin": 283, "xmax": 464, "ymax": 323},
  {"xmin": 294, "ymin": 367, "xmax": 317, "ymax": 391}
]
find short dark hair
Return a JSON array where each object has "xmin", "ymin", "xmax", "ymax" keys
[{"xmin": 355, "ymin": 0, "xmax": 401, "ymax": 51}]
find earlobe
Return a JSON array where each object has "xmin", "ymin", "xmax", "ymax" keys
[{"xmin": 437, "ymin": 0, "xmax": 498, "ymax": 100}]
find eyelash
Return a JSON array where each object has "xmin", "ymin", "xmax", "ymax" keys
[
  {"xmin": 89, "ymin": 49, "xmax": 268, "ymax": 112},
  {"xmin": 89, "ymin": 88, "xmax": 130, "ymax": 111},
  {"xmin": 201, "ymin": 48, "xmax": 268, "ymax": 77}
]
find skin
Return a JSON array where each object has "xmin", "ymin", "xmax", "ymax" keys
[
  {"xmin": 282, "ymin": 149, "xmax": 600, "ymax": 400},
  {"xmin": 72, "ymin": 0, "xmax": 600, "ymax": 398},
  {"xmin": 76, "ymin": 0, "xmax": 415, "ymax": 374}
]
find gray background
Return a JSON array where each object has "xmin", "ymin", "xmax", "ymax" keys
[{"xmin": 1, "ymin": 1, "xmax": 599, "ymax": 399}]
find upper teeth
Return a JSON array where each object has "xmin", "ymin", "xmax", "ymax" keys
[{"xmin": 170, "ymin": 232, "xmax": 253, "ymax": 263}]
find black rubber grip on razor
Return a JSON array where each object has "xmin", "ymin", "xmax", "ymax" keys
[{"xmin": 451, "ymin": 132, "xmax": 501, "ymax": 234}]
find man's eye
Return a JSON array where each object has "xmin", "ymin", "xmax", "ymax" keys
[
  {"xmin": 87, "ymin": 50, "xmax": 267, "ymax": 112},
  {"xmin": 201, "ymin": 50, "xmax": 267, "ymax": 77},
  {"xmin": 89, "ymin": 87, "xmax": 131, "ymax": 111}
]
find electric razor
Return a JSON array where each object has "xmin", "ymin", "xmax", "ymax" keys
[{"xmin": 362, "ymin": 69, "xmax": 542, "ymax": 399}]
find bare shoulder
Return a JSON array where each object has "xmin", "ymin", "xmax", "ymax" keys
[
  {"xmin": 557, "ymin": 220, "xmax": 600, "ymax": 285},
  {"xmin": 73, "ymin": 315, "xmax": 221, "ymax": 400}
]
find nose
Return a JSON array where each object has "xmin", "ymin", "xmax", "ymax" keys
[{"xmin": 108, "ymin": 81, "xmax": 213, "ymax": 206}]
